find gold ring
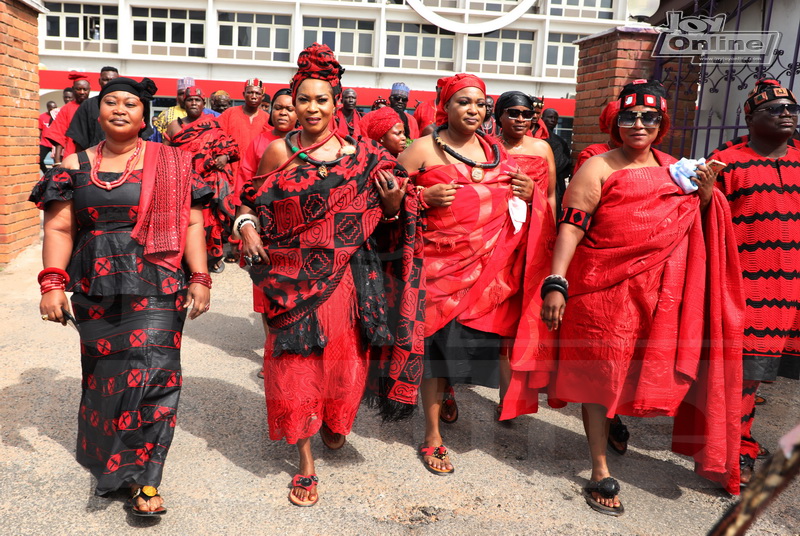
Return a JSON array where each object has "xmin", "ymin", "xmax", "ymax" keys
[{"xmin": 41, "ymin": 314, "xmax": 49, "ymax": 320}]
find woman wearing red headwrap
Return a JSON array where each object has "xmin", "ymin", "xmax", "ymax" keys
[
  {"xmin": 517, "ymin": 80, "xmax": 744, "ymax": 515},
  {"xmin": 362, "ymin": 106, "xmax": 406, "ymax": 156},
  {"xmin": 234, "ymin": 44, "xmax": 425, "ymax": 507},
  {"xmin": 572, "ymin": 100, "xmax": 621, "ymax": 174},
  {"xmin": 398, "ymin": 74, "xmax": 552, "ymax": 475}
]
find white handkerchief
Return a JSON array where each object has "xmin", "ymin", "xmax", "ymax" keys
[{"xmin": 509, "ymin": 196, "xmax": 527, "ymax": 234}]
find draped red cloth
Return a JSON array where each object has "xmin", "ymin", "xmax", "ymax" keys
[
  {"xmin": 130, "ymin": 142, "xmax": 196, "ymax": 272},
  {"xmin": 233, "ymin": 128, "xmax": 283, "ymax": 205},
  {"xmin": 169, "ymin": 116, "xmax": 238, "ymax": 260},
  {"xmin": 335, "ymin": 108, "xmax": 362, "ymax": 138},
  {"xmin": 573, "ymin": 142, "xmax": 613, "ymax": 174},
  {"xmin": 216, "ymin": 106, "xmax": 267, "ymax": 176},
  {"xmin": 413, "ymin": 99, "xmax": 436, "ymax": 132},
  {"xmin": 502, "ymin": 149, "xmax": 745, "ymax": 494},
  {"xmin": 526, "ymin": 119, "xmax": 550, "ymax": 140},
  {"xmin": 413, "ymin": 152, "xmax": 548, "ymax": 338},
  {"xmin": 513, "ymin": 154, "xmax": 550, "ymax": 197},
  {"xmin": 44, "ymin": 100, "xmax": 79, "ymax": 157}
]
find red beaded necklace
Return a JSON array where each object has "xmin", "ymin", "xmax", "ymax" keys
[{"xmin": 90, "ymin": 138, "xmax": 144, "ymax": 191}]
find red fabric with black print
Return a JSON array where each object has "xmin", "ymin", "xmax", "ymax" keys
[
  {"xmin": 169, "ymin": 115, "xmax": 238, "ymax": 262},
  {"xmin": 242, "ymin": 139, "xmax": 425, "ymax": 411}
]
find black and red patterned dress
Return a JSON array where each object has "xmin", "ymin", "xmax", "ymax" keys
[
  {"xmin": 241, "ymin": 138, "xmax": 425, "ymax": 443},
  {"xmin": 29, "ymin": 150, "xmax": 210, "ymax": 495}
]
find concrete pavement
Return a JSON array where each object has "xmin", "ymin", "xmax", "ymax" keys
[{"xmin": 1, "ymin": 243, "xmax": 797, "ymax": 535}]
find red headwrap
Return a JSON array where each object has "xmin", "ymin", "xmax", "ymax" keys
[
  {"xmin": 290, "ymin": 43, "xmax": 345, "ymax": 102},
  {"xmin": 599, "ymin": 100, "xmax": 620, "ymax": 134},
  {"xmin": 435, "ymin": 73, "xmax": 487, "ymax": 126},
  {"xmin": 68, "ymin": 71, "xmax": 88, "ymax": 81},
  {"xmin": 364, "ymin": 107, "xmax": 402, "ymax": 141}
]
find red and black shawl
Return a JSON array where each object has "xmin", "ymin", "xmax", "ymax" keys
[{"xmin": 241, "ymin": 139, "xmax": 425, "ymax": 418}]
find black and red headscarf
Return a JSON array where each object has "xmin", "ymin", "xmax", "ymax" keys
[
  {"xmin": 744, "ymin": 78, "xmax": 797, "ymax": 114},
  {"xmin": 290, "ymin": 43, "xmax": 345, "ymax": 102}
]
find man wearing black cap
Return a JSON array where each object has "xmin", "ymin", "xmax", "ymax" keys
[{"xmin": 711, "ymin": 78, "xmax": 800, "ymax": 487}]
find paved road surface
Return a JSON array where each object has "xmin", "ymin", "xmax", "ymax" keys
[{"xmin": 1, "ymin": 244, "xmax": 797, "ymax": 535}]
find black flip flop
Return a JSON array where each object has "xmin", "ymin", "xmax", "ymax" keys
[
  {"xmin": 608, "ymin": 415, "xmax": 629, "ymax": 455},
  {"xmin": 128, "ymin": 486, "xmax": 167, "ymax": 517},
  {"xmin": 585, "ymin": 477, "xmax": 624, "ymax": 517}
]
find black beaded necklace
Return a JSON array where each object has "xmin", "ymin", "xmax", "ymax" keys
[
  {"xmin": 432, "ymin": 125, "xmax": 502, "ymax": 182},
  {"xmin": 284, "ymin": 129, "xmax": 356, "ymax": 178}
]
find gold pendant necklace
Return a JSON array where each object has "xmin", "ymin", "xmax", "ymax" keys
[
  {"xmin": 318, "ymin": 165, "xmax": 328, "ymax": 178},
  {"xmin": 471, "ymin": 167, "xmax": 484, "ymax": 182}
]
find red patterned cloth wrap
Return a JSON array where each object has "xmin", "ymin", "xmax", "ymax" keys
[
  {"xmin": 503, "ymin": 149, "xmax": 745, "ymax": 494},
  {"xmin": 290, "ymin": 42, "xmax": 345, "ymax": 101},
  {"xmin": 169, "ymin": 116, "xmax": 238, "ymax": 262},
  {"xmin": 527, "ymin": 119, "xmax": 550, "ymax": 140},
  {"xmin": 435, "ymin": 73, "xmax": 486, "ymax": 126},
  {"xmin": 335, "ymin": 107, "xmax": 362, "ymax": 138},
  {"xmin": 512, "ymin": 153, "xmax": 551, "ymax": 198},
  {"xmin": 130, "ymin": 142, "xmax": 196, "ymax": 272},
  {"xmin": 711, "ymin": 142, "xmax": 800, "ymax": 381},
  {"xmin": 241, "ymin": 139, "xmax": 425, "ymax": 418},
  {"xmin": 413, "ymin": 150, "xmax": 549, "ymax": 339}
]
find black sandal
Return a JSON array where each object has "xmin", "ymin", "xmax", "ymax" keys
[
  {"xmin": 608, "ymin": 415, "xmax": 629, "ymax": 455},
  {"xmin": 440, "ymin": 383, "xmax": 459, "ymax": 424},
  {"xmin": 740, "ymin": 454, "xmax": 755, "ymax": 488},
  {"xmin": 129, "ymin": 486, "xmax": 167, "ymax": 517},
  {"xmin": 585, "ymin": 477, "xmax": 624, "ymax": 517}
]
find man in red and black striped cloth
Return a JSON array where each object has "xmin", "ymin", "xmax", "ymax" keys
[{"xmin": 711, "ymin": 78, "xmax": 800, "ymax": 487}]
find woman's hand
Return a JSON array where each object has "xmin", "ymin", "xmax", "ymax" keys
[
  {"xmin": 374, "ymin": 169, "xmax": 408, "ymax": 216},
  {"xmin": 423, "ymin": 183, "xmax": 462, "ymax": 208},
  {"xmin": 185, "ymin": 284, "xmax": 210, "ymax": 320},
  {"xmin": 240, "ymin": 223, "xmax": 267, "ymax": 266},
  {"xmin": 214, "ymin": 155, "xmax": 229, "ymax": 170},
  {"xmin": 694, "ymin": 164, "xmax": 718, "ymax": 209},
  {"xmin": 509, "ymin": 168, "xmax": 535, "ymax": 201},
  {"xmin": 40, "ymin": 290, "xmax": 71, "ymax": 324},
  {"xmin": 541, "ymin": 291, "xmax": 566, "ymax": 331}
]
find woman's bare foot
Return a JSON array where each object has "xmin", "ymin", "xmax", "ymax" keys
[
  {"xmin": 589, "ymin": 471, "xmax": 621, "ymax": 509},
  {"xmin": 290, "ymin": 438, "xmax": 318, "ymax": 504}
]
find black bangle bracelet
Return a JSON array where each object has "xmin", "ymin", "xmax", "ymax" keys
[{"xmin": 540, "ymin": 282, "xmax": 568, "ymax": 302}]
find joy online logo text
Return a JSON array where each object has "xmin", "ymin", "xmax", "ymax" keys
[{"xmin": 653, "ymin": 12, "xmax": 781, "ymax": 65}]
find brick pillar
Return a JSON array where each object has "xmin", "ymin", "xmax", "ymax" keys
[
  {"xmin": 0, "ymin": 1, "xmax": 42, "ymax": 265},
  {"xmin": 572, "ymin": 26, "xmax": 659, "ymax": 161}
]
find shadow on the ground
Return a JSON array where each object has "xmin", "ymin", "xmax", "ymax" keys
[
  {"xmin": 353, "ymin": 385, "xmax": 730, "ymax": 502},
  {"xmin": 183, "ymin": 310, "xmax": 264, "ymax": 364}
]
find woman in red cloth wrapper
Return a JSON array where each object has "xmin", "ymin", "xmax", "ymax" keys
[
  {"xmin": 165, "ymin": 86, "xmax": 239, "ymax": 273},
  {"xmin": 235, "ymin": 44, "xmax": 425, "ymax": 507},
  {"xmin": 30, "ymin": 77, "xmax": 211, "ymax": 516},
  {"xmin": 398, "ymin": 74, "xmax": 552, "ymax": 474},
  {"xmin": 523, "ymin": 80, "xmax": 744, "ymax": 515}
]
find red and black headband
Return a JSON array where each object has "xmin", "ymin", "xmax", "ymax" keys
[
  {"xmin": 618, "ymin": 79, "xmax": 667, "ymax": 113},
  {"xmin": 744, "ymin": 78, "xmax": 797, "ymax": 114}
]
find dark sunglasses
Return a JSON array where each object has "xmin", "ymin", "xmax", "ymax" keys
[
  {"xmin": 617, "ymin": 110, "xmax": 662, "ymax": 128},
  {"xmin": 390, "ymin": 95, "xmax": 409, "ymax": 103},
  {"xmin": 505, "ymin": 109, "xmax": 535, "ymax": 120},
  {"xmin": 754, "ymin": 103, "xmax": 800, "ymax": 116}
]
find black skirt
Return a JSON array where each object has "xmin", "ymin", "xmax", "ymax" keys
[
  {"xmin": 71, "ymin": 293, "xmax": 186, "ymax": 495},
  {"xmin": 423, "ymin": 319, "xmax": 501, "ymax": 388}
]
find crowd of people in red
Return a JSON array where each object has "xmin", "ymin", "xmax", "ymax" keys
[{"xmin": 32, "ymin": 45, "xmax": 799, "ymax": 519}]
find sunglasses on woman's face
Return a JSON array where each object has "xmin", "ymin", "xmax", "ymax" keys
[
  {"xmin": 505, "ymin": 109, "xmax": 535, "ymax": 120},
  {"xmin": 617, "ymin": 110, "xmax": 663, "ymax": 128},
  {"xmin": 754, "ymin": 103, "xmax": 800, "ymax": 116}
]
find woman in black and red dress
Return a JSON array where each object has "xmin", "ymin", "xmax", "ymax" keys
[
  {"xmin": 31, "ymin": 77, "xmax": 211, "ymax": 516},
  {"xmin": 236, "ymin": 43, "xmax": 425, "ymax": 507}
]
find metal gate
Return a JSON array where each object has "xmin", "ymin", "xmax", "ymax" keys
[{"xmin": 653, "ymin": 0, "xmax": 800, "ymax": 158}]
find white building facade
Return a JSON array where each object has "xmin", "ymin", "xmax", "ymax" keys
[{"xmin": 39, "ymin": 0, "xmax": 634, "ymax": 105}]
